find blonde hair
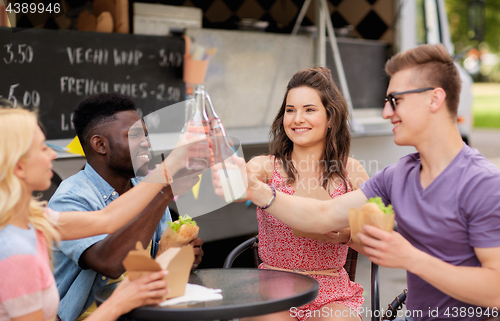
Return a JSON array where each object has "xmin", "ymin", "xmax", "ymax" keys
[{"xmin": 0, "ymin": 108, "xmax": 60, "ymax": 263}]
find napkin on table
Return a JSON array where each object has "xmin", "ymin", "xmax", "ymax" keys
[{"xmin": 159, "ymin": 283, "xmax": 222, "ymax": 306}]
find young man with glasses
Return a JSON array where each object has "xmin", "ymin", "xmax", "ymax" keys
[{"xmin": 236, "ymin": 44, "xmax": 500, "ymax": 320}]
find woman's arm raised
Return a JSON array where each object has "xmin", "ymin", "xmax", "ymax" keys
[
  {"xmin": 55, "ymin": 134, "xmax": 197, "ymax": 240},
  {"xmin": 251, "ymin": 180, "xmax": 368, "ymax": 233}
]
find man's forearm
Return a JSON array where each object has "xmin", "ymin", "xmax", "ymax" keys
[
  {"xmin": 82, "ymin": 187, "xmax": 173, "ymax": 277},
  {"xmin": 408, "ymin": 248, "xmax": 500, "ymax": 308}
]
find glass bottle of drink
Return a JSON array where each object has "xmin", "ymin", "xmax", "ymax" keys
[
  {"xmin": 185, "ymin": 86, "xmax": 211, "ymax": 171},
  {"xmin": 180, "ymin": 96, "xmax": 195, "ymax": 134},
  {"xmin": 204, "ymin": 90, "xmax": 247, "ymax": 202}
]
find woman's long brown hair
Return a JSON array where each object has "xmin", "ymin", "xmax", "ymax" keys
[{"xmin": 270, "ymin": 67, "xmax": 351, "ymax": 192}]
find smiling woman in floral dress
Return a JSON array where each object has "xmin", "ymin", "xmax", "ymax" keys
[{"xmin": 243, "ymin": 67, "xmax": 369, "ymax": 321}]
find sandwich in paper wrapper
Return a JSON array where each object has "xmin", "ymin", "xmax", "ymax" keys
[
  {"xmin": 348, "ymin": 197, "xmax": 395, "ymax": 244},
  {"xmin": 158, "ymin": 215, "xmax": 199, "ymax": 256},
  {"xmin": 122, "ymin": 215, "xmax": 199, "ymax": 299},
  {"xmin": 122, "ymin": 242, "xmax": 194, "ymax": 299}
]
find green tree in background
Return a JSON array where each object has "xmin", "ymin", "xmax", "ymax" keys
[{"xmin": 445, "ymin": 0, "xmax": 500, "ymax": 53}]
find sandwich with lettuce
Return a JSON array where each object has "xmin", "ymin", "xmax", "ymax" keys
[
  {"xmin": 158, "ymin": 215, "xmax": 199, "ymax": 255},
  {"xmin": 348, "ymin": 197, "xmax": 395, "ymax": 244}
]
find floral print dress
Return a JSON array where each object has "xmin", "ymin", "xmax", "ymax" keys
[{"xmin": 257, "ymin": 161, "xmax": 364, "ymax": 320}]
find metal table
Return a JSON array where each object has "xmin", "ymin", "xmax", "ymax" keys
[{"xmin": 95, "ymin": 268, "xmax": 319, "ymax": 320}]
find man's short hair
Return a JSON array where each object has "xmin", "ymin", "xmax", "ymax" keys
[
  {"xmin": 73, "ymin": 92, "xmax": 136, "ymax": 152},
  {"xmin": 385, "ymin": 44, "xmax": 461, "ymax": 117}
]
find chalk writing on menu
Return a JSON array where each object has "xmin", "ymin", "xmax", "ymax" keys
[{"xmin": 0, "ymin": 28, "xmax": 186, "ymax": 140}]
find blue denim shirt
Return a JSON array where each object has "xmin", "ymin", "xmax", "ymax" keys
[{"xmin": 48, "ymin": 163, "xmax": 171, "ymax": 321}]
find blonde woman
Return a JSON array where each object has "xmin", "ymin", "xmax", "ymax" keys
[{"xmin": 0, "ymin": 108, "xmax": 191, "ymax": 320}]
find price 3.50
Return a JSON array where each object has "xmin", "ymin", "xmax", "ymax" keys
[{"xmin": 3, "ymin": 43, "xmax": 34, "ymax": 64}]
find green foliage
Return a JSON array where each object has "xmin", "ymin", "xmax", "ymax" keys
[
  {"xmin": 445, "ymin": 0, "xmax": 500, "ymax": 53},
  {"xmin": 473, "ymin": 83, "xmax": 500, "ymax": 128},
  {"xmin": 484, "ymin": 1, "xmax": 500, "ymax": 52},
  {"xmin": 487, "ymin": 60, "xmax": 500, "ymax": 82}
]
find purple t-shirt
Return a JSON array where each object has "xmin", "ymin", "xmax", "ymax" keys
[{"xmin": 361, "ymin": 144, "xmax": 500, "ymax": 321}]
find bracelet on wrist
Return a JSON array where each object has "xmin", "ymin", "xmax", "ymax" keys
[
  {"xmin": 156, "ymin": 164, "xmax": 172, "ymax": 187},
  {"xmin": 162, "ymin": 161, "xmax": 171, "ymax": 185},
  {"xmin": 341, "ymin": 230, "xmax": 352, "ymax": 245},
  {"xmin": 259, "ymin": 185, "xmax": 276, "ymax": 210}
]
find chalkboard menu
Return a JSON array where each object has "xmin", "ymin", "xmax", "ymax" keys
[{"xmin": 0, "ymin": 27, "xmax": 186, "ymax": 140}]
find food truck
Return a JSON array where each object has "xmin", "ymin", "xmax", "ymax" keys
[{"xmin": 1, "ymin": 0, "xmax": 472, "ymax": 264}]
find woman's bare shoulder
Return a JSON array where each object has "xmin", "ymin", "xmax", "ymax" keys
[
  {"xmin": 249, "ymin": 154, "xmax": 274, "ymax": 165},
  {"xmin": 347, "ymin": 157, "xmax": 370, "ymax": 190},
  {"xmin": 247, "ymin": 155, "xmax": 275, "ymax": 182}
]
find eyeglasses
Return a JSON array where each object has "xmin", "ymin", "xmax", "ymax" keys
[{"xmin": 384, "ymin": 87, "xmax": 435, "ymax": 111}]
